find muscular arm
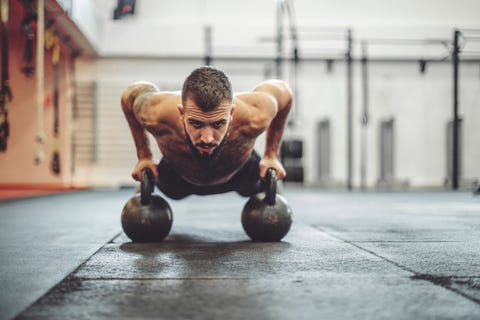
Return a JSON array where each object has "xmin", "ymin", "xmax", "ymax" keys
[
  {"xmin": 252, "ymin": 80, "xmax": 293, "ymax": 179},
  {"xmin": 121, "ymin": 81, "xmax": 160, "ymax": 180}
]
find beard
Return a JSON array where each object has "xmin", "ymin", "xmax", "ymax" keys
[{"xmin": 184, "ymin": 124, "xmax": 229, "ymax": 164}]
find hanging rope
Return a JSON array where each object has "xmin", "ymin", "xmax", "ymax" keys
[
  {"xmin": 35, "ymin": 0, "xmax": 45, "ymax": 165},
  {"xmin": 0, "ymin": 0, "xmax": 13, "ymax": 152},
  {"xmin": 45, "ymin": 26, "xmax": 61, "ymax": 174},
  {"xmin": 20, "ymin": 0, "xmax": 36, "ymax": 78}
]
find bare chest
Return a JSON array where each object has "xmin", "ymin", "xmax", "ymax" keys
[{"xmin": 157, "ymin": 133, "xmax": 256, "ymax": 185}]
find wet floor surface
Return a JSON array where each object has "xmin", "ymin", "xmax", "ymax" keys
[{"xmin": 1, "ymin": 189, "xmax": 480, "ymax": 319}]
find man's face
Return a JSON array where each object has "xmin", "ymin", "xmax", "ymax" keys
[{"xmin": 179, "ymin": 98, "xmax": 235, "ymax": 159}]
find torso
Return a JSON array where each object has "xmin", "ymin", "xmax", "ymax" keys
[{"xmin": 143, "ymin": 94, "xmax": 268, "ymax": 186}]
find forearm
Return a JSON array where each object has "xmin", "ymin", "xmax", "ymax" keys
[
  {"xmin": 264, "ymin": 100, "xmax": 291, "ymax": 158},
  {"xmin": 128, "ymin": 115, "xmax": 152, "ymax": 160}
]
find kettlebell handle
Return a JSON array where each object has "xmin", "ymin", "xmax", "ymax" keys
[
  {"xmin": 265, "ymin": 168, "xmax": 277, "ymax": 205},
  {"xmin": 140, "ymin": 168, "xmax": 154, "ymax": 205}
]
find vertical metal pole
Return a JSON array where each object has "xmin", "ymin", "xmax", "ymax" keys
[
  {"xmin": 346, "ymin": 29, "xmax": 353, "ymax": 190},
  {"xmin": 204, "ymin": 25, "xmax": 212, "ymax": 66},
  {"xmin": 360, "ymin": 41, "xmax": 369, "ymax": 190},
  {"xmin": 291, "ymin": 47, "xmax": 299, "ymax": 124},
  {"xmin": 275, "ymin": 0, "xmax": 284, "ymax": 79},
  {"xmin": 452, "ymin": 29, "xmax": 460, "ymax": 190},
  {"xmin": 286, "ymin": 0, "xmax": 300, "ymax": 123}
]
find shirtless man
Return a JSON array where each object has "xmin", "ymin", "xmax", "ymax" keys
[{"xmin": 121, "ymin": 66, "xmax": 292, "ymax": 200}]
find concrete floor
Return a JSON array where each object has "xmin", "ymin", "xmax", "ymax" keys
[{"xmin": 1, "ymin": 189, "xmax": 480, "ymax": 319}]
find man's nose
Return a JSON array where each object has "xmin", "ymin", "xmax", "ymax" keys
[{"xmin": 199, "ymin": 127, "xmax": 214, "ymax": 144}]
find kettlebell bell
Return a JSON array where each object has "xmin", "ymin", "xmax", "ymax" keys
[
  {"xmin": 121, "ymin": 168, "xmax": 173, "ymax": 242},
  {"xmin": 241, "ymin": 168, "xmax": 293, "ymax": 242}
]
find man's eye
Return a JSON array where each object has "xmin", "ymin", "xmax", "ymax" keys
[
  {"xmin": 189, "ymin": 121, "xmax": 203, "ymax": 128},
  {"xmin": 213, "ymin": 121, "xmax": 225, "ymax": 129}
]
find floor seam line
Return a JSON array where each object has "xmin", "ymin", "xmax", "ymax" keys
[
  {"xmin": 74, "ymin": 276, "xmax": 251, "ymax": 281},
  {"xmin": 14, "ymin": 231, "xmax": 124, "ymax": 319},
  {"xmin": 316, "ymin": 227, "xmax": 480, "ymax": 306}
]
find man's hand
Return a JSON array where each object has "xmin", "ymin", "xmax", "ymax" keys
[
  {"xmin": 259, "ymin": 157, "xmax": 286, "ymax": 180},
  {"xmin": 132, "ymin": 159, "xmax": 158, "ymax": 182}
]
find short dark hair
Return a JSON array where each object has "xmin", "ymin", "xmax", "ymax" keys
[{"xmin": 182, "ymin": 66, "xmax": 233, "ymax": 111}]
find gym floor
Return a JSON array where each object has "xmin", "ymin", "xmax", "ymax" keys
[{"xmin": 1, "ymin": 188, "xmax": 479, "ymax": 319}]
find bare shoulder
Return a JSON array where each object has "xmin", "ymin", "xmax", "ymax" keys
[
  {"xmin": 252, "ymin": 79, "xmax": 292, "ymax": 107},
  {"xmin": 253, "ymin": 79, "xmax": 291, "ymax": 92},
  {"xmin": 121, "ymin": 81, "xmax": 159, "ymax": 108},
  {"xmin": 121, "ymin": 80, "xmax": 176, "ymax": 107},
  {"xmin": 235, "ymin": 79, "xmax": 292, "ymax": 115}
]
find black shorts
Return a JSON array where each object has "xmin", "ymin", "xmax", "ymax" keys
[{"xmin": 156, "ymin": 151, "xmax": 263, "ymax": 200}]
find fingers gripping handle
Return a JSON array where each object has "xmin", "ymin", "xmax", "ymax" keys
[
  {"xmin": 140, "ymin": 168, "xmax": 154, "ymax": 205},
  {"xmin": 265, "ymin": 168, "xmax": 277, "ymax": 206}
]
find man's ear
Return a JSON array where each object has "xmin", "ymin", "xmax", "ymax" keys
[
  {"xmin": 228, "ymin": 104, "xmax": 236, "ymax": 122},
  {"xmin": 178, "ymin": 104, "xmax": 185, "ymax": 116}
]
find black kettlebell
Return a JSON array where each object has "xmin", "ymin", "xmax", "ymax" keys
[
  {"xmin": 121, "ymin": 168, "xmax": 173, "ymax": 242},
  {"xmin": 241, "ymin": 168, "xmax": 293, "ymax": 242}
]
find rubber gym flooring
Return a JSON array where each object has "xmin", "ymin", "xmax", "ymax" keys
[{"xmin": 1, "ymin": 188, "xmax": 479, "ymax": 319}]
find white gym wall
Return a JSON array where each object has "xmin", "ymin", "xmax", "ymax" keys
[{"xmin": 70, "ymin": 0, "xmax": 480, "ymax": 189}]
